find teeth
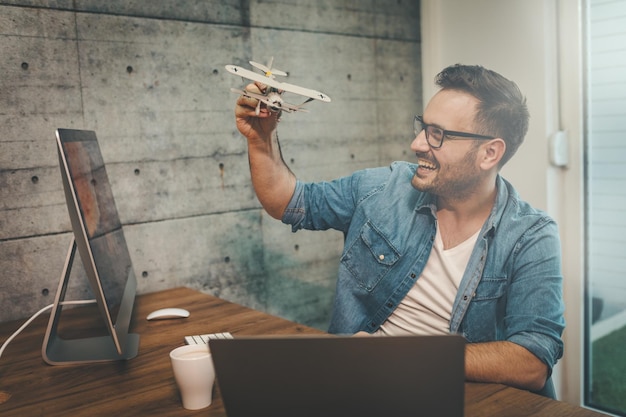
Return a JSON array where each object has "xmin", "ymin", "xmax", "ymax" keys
[{"xmin": 418, "ymin": 159, "xmax": 436, "ymax": 170}]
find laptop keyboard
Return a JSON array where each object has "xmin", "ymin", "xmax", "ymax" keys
[{"xmin": 184, "ymin": 332, "xmax": 233, "ymax": 345}]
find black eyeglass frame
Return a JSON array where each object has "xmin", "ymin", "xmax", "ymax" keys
[{"xmin": 414, "ymin": 115, "xmax": 496, "ymax": 149}]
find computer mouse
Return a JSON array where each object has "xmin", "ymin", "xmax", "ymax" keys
[{"xmin": 146, "ymin": 307, "xmax": 190, "ymax": 320}]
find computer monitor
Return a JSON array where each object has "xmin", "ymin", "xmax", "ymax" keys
[{"xmin": 42, "ymin": 128, "xmax": 139, "ymax": 365}]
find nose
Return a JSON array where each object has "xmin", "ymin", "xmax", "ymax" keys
[{"xmin": 411, "ymin": 128, "xmax": 430, "ymax": 153}]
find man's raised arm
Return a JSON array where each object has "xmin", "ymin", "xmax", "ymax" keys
[{"xmin": 234, "ymin": 83, "xmax": 297, "ymax": 219}]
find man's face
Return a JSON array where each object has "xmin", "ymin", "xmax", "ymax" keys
[{"xmin": 410, "ymin": 89, "xmax": 485, "ymax": 200}]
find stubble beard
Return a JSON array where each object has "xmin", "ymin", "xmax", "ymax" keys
[{"xmin": 411, "ymin": 146, "xmax": 482, "ymax": 201}]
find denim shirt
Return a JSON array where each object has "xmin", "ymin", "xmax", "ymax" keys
[{"xmin": 282, "ymin": 161, "xmax": 565, "ymax": 375}]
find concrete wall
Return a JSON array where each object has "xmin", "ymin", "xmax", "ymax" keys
[{"xmin": 0, "ymin": 1, "xmax": 421, "ymax": 329}]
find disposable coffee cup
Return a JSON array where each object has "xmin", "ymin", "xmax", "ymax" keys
[{"xmin": 170, "ymin": 344, "xmax": 215, "ymax": 410}]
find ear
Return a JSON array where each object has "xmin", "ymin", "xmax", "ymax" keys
[{"xmin": 479, "ymin": 138, "xmax": 506, "ymax": 170}]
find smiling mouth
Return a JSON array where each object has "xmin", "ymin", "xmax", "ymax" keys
[{"xmin": 417, "ymin": 158, "xmax": 437, "ymax": 171}]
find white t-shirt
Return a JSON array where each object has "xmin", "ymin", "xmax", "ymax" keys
[{"xmin": 375, "ymin": 226, "xmax": 479, "ymax": 336}]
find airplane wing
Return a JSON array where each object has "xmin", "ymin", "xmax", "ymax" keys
[
  {"xmin": 226, "ymin": 64, "xmax": 331, "ymax": 103},
  {"xmin": 276, "ymin": 81, "xmax": 331, "ymax": 102},
  {"xmin": 280, "ymin": 101, "xmax": 309, "ymax": 113},
  {"xmin": 225, "ymin": 65, "xmax": 286, "ymax": 91},
  {"xmin": 230, "ymin": 88, "xmax": 308, "ymax": 113}
]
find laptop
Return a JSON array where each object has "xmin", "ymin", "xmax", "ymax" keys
[{"xmin": 209, "ymin": 334, "xmax": 465, "ymax": 417}]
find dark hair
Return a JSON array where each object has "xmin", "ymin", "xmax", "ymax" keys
[{"xmin": 435, "ymin": 64, "xmax": 529, "ymax": 167}]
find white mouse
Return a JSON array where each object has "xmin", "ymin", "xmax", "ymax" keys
[{"xmin": 146, "ymin": 307, "xmax": 190, "ymax": 320}]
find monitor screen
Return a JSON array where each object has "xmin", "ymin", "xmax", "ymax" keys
[
  {"xmin": 60, "ymin": 133, "xmax": 130, "ymax": 321},
  {"xmin": 43, "ymin": 128, "xmax": 139, "ymax": 364}
]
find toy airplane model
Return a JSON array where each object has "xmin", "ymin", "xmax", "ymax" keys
[{"xmin": 225, "ymin": 57, "xmax": 331, "ymax": 115}]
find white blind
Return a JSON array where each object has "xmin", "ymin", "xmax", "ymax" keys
[{"xmin": 588, "ymin": 0, "xmax": 626, "ymax": 316}]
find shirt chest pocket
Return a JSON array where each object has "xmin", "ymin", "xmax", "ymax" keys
[
  {"xmin": 473, "ymin": 277, "xmax": 507, "ymax": 301},
  {"xmin": 461, "ymin": 277, "xmax": 508, "ymax": 342},
  {"xmin": 341, "ymin": 221, "xmax": 400, "ymax": 292}
]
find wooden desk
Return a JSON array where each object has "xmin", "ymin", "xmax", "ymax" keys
[{"xmin": 0, "ymin": 287, "xmax": 607, "ymax": 417}]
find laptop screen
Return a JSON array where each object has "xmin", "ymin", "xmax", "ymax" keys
[{"xmin": 210, "ymin": 334, "xmax": 465, "ymax": 417}]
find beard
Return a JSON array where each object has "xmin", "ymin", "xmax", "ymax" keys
[{"xmin": 411, "ymin": 144, "xmax": 483, "ymax": 201}]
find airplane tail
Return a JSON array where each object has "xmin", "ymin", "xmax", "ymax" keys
[{"xmin": 250, "ymin": 57, "xmax": 288, "ymax": 78}]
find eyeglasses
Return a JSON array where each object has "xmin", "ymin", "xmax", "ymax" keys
[{"xmin": 414, "ymin": 115, "xmax": 496, "ymax": 149}]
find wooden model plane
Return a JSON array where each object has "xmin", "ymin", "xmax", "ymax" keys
[{"xmin": 225, "ymin": 57, "xmax": 331, "ymax": 115}]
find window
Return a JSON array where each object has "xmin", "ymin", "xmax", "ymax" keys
[{"xmin": 585, "ymin": 0, "xmax": 626, "ymax": 415}]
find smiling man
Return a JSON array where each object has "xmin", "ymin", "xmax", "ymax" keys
[{"xmin": 233, "ymin": 64, "xmax": 565, "ymax": 398}]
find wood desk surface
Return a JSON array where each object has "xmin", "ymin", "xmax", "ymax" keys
[{"xmin": 0, "ymin": 287, "xmax": 607, "ymax": 417}]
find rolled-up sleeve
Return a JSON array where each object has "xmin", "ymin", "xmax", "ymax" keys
[{"xmin": 282, "ymin": 180, "xmax": 306, "ymax": 231}]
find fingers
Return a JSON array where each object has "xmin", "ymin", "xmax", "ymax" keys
[
  {"xmin": 235, "ymin": 98, "xmax": 273, "ymax": 119},
  {"xmin": 235, "ymin": 94, "xmax": 261, "ymax": 116},
  {"xmin": 234, "ymin": 82, "xmax": 281, "ymax": 140},
  {"xmin": 235, "ymin": 82, "xmax": 273, "ymax": 118},
  {"xmin": 253, "ymin": 81, "xmax": 268, "ymax": 93}
]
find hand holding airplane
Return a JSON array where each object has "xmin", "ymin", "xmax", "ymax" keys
[{"xmin": 226, "ymin": 57, "xmax": 331, "ymax": 115}]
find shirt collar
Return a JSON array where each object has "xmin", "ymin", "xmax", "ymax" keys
[{"xmin": 413, "ymin": 175, "xmax": 510, "ymax": 235}]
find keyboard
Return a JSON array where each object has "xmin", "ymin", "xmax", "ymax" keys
[{"xmin": 184, "ymin": 332, "xmax": 233, "ymax": 345}]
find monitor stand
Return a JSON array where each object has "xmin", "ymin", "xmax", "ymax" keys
[{"xmin": 42, "ymin": 239, "xmax": 140, "ymax": 365}]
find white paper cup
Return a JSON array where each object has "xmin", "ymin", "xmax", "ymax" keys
[{"xmin": 169, "ymin": 344, "xmax": 215, "ymax": 410}]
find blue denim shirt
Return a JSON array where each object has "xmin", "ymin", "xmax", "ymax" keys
[{"xmin": 282, "ymin": 161, "xmax": 565, "ymax": 375}]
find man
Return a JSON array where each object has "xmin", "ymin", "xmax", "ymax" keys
[{"xmin": 234, "ymin": 64, "xmax": 565, "ymax": 397}]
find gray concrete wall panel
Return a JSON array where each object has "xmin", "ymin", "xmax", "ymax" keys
[{"xmin": 0, "ymin": 1, "xmax": 421, "ymax": 329}]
